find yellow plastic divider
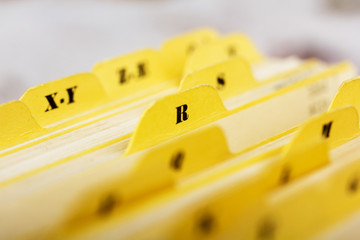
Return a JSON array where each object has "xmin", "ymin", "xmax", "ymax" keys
[
  {"xmin": 0, "ymin": 65, "xmax": 357, "ymax": 239},
  {"xmin": 161, "ymin": 28, "xmax": 219, "ymax": 79},
  {"xmin": 0, "ymin": 30, "xmax": 265, "ymax": 153},
  {"xmin": 126, "ymin": 61, "xmax": 355, "ymax": 155},
  {"xmin": 330, "ymin": 76, "xmax": 360, "ymax": 113},
  {"xmin": 179, "ymin": 57, "xmax": 257, "ymax": 99},
  {"xmin": 93, "ymin": 49, "xmax": 177, "ymax": 100},
  {"xmin": 0, "ymin": 50, "xmax": 180, "ymax": 152},
  {"xmin": 0, "ymin": 101, "xmax": 44, "ymax": 149},
  {"xmin": 20, "ymin": 73, "xmax": 108, "ymax": 127},
  {"xmin": 125, "ymin": 107, "xmax": 360, "ymax": 240},
  {"xmin": 68, "ymin": 126, "xmax": 231, "ymax": 223},
  {"xmin": 184, "ymin": 34, "xmax": 264, "ymax": 73},
  {"xmin": 125, "ymin": 85, "xmax": 227, "ymax": 155}
]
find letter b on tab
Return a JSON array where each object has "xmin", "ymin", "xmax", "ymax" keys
[
  {"xmin": 176, "ymin": 104, "xmax": 189, "ymax": 124},
  {"xmin": 125, "ymin": 85, "xmax": 228, "ymax": 155}
]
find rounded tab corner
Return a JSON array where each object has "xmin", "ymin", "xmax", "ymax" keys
[
  {"xmin": 125, "ymin": 85, "xmax": 227, "ymax": 155},
  {"xmin": 330, "ymin": 76, "xmax": 360, "ymax": 114},
  {"xmin": 179, "ymin": 57, "xmax": 257, "ymax": 99},
  {"xmin": 93, "ymin": 48, "xmax": 175, "ymax": 100},
  {"xmin": 0, "ymin": 100, "xmax": 42, "ymax": 149},
  {"xmin": 20, "ymin": 73, "xmax": 107, "ymax": 127}
]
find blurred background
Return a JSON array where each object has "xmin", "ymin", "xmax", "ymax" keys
[{"xmin": 0, "ymin": 0, "xmax": 359, "ymax": 104}]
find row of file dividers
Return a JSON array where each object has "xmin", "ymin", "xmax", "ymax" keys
[{"xmin": 1, "ymin": 28, "xmax": 360, "ymax": 239}]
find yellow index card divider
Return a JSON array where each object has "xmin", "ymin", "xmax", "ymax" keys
[
  {"xmin": 259, "ymin": 159, "xmax": 360, "ymax": 240},
  {"xmin": 232, "ymin": 106, "xmax": 359, "ymax": 193},
  {"xmin": 161, "ymin": 28, "xmax": 219, "ymax": 79},
  {"xmin": 127, "ymin": 113, "xmax": 346, "ymax": 240},
  {"xmin": 276, "ymin": 106, "xmax": 358, "ymax": 184},
  {"xmin": 180, "ymin": 58, "xmax": 326, "ymax": 102},
  {"xmin": 20, "ymin": 73, "xmax": 108, "ymax": 127},
  {"xmin": 1, "ymin": 61, "xmax": 352, "ymax": 186},
  {"xmin": 330, "ymin": 76, "xmax": 360, "ymax": 114},
  {"xmin": 0, "ymin": 62, "xmax": 356, "ymax": 239},
  {"xmin": 166, "ymin": 151, "xmax": 333, "ymax": 240},
  {"xmin": 0, "ymin": 126, "xmax": 231, "ymax": 240},
  {"xmin": 191, "ymin": 107, "xmax": 360, "ymax": 240},
  {"xmin": 126, "ymin": 60, "xmax": 355, "ymax": 156},
  {"xmin": 124, "ymin": 85, "xmax": 227, "ymax": 155},
  {"xmin": 93, "ymin": 49, "xmax": 177, "ymax": 100},
  {"xmin": 179, "ymin": 57, "xmax": 257, "ymax": 99},
  {"xmin": 283, "ymin": 105, "xmax": 360, "ymax": 154},
  {"xmin": 97, "ymin": 107, "xmax": 359, "ymax": 240},
  {"xmin": 226, "ymin": 138, "xmax": 360, "ymax": 239},
  {"xmin": 0, "ymin": 101, "xmax": 45, "ymax": 150},
  {"xmin": 184, "ymin": 34, "xmax": 264, "ymax": 73},
  {"xmin": 25, "ymin": 109, "xmax": 356, "ymax": 240},
  {"xmin": 66, "ymin": 126, "xmax": 231, "ymax": 225},
  {"xmin": 9, "ymin": 77, "xmax": 358, "ymax": 239},
  {"xmin": 227, "ymin": 108, "xmax": 356, "ymax": 190}
]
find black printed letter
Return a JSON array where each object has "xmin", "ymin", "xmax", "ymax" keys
[
  {"xmin": 217, "ymin": 73, "xmax": 225, "ymax": 89},
  {"xmin": 176, "ymin": 104, "xmax": 189, "ymax": 124},
  {"xmin": 138, "ymin": 62, "xmax": 146, "ymax": 77},
  {"xmin": 322, "ymin": 121, "xmax": 333, "ymax": 138},
  {"xmin": 119, "ymin": 68, "xmax": 127, "ymax": 84},
  {"xmin": 66, "ymin": 86, "xmax": 77, "ymax": 104},
  {"xmin": 228, "ymin": 45, "xmax": 237, "ymax": 56},
  {"xmin": 45, "ymin": 93, "xmax": 58, "ymax": 112}
]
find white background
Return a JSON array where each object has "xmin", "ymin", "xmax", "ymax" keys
[{"xmin": 0, "ymin": 0, "xmax": 359, "ymax": 103}]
